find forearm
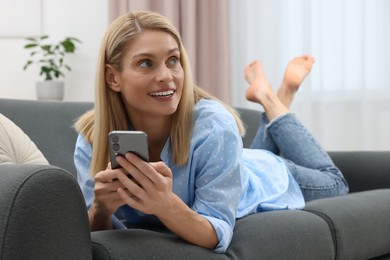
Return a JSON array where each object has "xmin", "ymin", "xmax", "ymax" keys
[
  {"xmin": 157, "ymin": 194, "xmax": 219, "ymax": 250},
  {"xmin": 88, "ymin": 204, "xmax": 113, "ymax": 231}
]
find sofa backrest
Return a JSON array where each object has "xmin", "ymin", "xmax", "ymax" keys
[
  {"xmin": 0, "ymin": 98, "xmax": 93, "ymax": 177},
  {"xmin": 0, "ymin": 98, "xmax": 261, "ymax": 178},
  {"xmin": 235, "ymin": 107, "xmax": 261, "ymax": 148}
]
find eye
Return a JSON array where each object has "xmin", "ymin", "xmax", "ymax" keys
[
  {"xmin": 138, "ymin": 59, "xmax": 153, "ymax": 68},
  {"xmin": 167, "ymin": 56, "xmax": 179, "ymax": 67}
]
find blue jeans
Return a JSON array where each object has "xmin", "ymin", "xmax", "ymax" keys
[{"xmin": 250, "ymin": 113, "xmax": 349, "ymax": 201}]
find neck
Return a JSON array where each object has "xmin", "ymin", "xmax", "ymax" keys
[{"xmin": 129, "ymin": 114, "xmax": 172, "ymax": 162}]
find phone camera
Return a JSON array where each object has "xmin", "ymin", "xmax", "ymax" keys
[
  {"xmin": 112, "ymin": 135, "xmax": 119, "ymax": 144},
  {"xmin": 112, "ymin": 143, "xmax": 120, "ymax": 152}
]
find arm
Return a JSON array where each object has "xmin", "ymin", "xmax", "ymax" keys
[
  {"xmin": 88, "ymin": 165, "xmax": 124, "ymax": 231},
  {"xmin": 74, "ymin": 134, "xmax": 127, "ymax": 230},
  {"xmin": 115, "ymin": 155, "xmax": 219, "ymax": 249},
  {"xmin": 115, "ymin": 108, "xmax": 243, "ymax": 252}
]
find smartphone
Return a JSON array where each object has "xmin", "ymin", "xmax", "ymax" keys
[{"xmin": 108, "ymin": 131, "xmax": 149, "ymax": 169}]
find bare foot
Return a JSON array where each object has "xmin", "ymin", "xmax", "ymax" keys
[
  {"xmin": 244, "ymin": 60, "xmax": 269, "ymax": 103},
  {"xmin": 245, "ymin": 60, "xmax": 288, "ymax": 121},
  {"xmin": 277, "ymin": 55, "xmax": 315, "ymax": 108}
]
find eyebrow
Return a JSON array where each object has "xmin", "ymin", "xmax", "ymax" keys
[{"xmin": 132, "ymin": 48, "xmax": 180, "ymax": 59}]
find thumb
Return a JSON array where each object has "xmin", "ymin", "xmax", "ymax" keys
[{"xmin": 106, "ymin": 162, "xmax": 112, "ymax": 170}]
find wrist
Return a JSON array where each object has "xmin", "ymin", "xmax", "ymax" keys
[{"xmin": 88, "ymin": 203, "xmax": 113, "ymax": 231}]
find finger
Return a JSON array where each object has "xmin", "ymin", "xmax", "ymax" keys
[
  {"xmin": 94, "ymin": 169, "xmax": 121, "ymax": 182},
  {"xmin": 94, "ymin": 186, "xmax": 126, "ymax": 204},
  {"xmin": 106, "ymin": 162, "xmax": 112, "ymax": 170},
  {"xmin": 123, "ymin": 153, "xmax": 162, "ymax": 184},
  {"xmin": 117, "ymin": 188, "xmax": 141, "ymax": 208},
  {"xmin": 116, "ymin": 155, "xmax": 153, "ymax": 187},
  {"xmin": 150, "ymin": 161, "xmax": 173, "ymax": 178},
  {"xmin": 115, "ymin": 168, "xmax": 146, "ymax": 199},
  {"xmin": 94, "ymin": 179, "xmax": 126, "ymax": 194},
  {"xmin": 117, "ymin": 186, "xmax": 137, "ymax": 198}
]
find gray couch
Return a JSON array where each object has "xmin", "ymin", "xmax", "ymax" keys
[{"xmin": 1, "ymin": 98, "xmax": 390, "ymax": 260}]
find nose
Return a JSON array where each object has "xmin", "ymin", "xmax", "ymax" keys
[{"xmin": 156, "ymin": 64, "xmax": 173, "ymax": 83}]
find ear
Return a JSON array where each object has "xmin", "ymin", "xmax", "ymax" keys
[{"xmin": 105, "ymin": 64, "xmax": 121, "ymax": 92}]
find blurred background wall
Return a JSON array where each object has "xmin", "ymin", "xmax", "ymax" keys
[{"xmin": 1, "ymin": 0, "xmax": 389, "ymax": 151}]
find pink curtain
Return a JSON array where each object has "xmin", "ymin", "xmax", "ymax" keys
[{"xmin": 109, "ymin": 0, "xmax": 231, "ymax": 103}]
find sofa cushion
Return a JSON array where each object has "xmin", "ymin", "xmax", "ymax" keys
[
  {"xmin": 90, "ymin": 210, "xmax": 335, "ymax": 260},
  {"xmin": 304, "ymin": 189, "xmax": 390, "ymax": 260},
  {"xmin": 0, "ymin": 113, "xmax": 48, "ymax": 165}
]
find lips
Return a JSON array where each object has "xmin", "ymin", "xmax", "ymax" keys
[{"xmin": 148, "ymin": 90, "xmax": 175, "ymax": 98}]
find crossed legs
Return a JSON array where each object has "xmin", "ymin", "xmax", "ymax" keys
[{"xmin": 245, "ymin": 56, "xmax": 349, "ymax": 201}]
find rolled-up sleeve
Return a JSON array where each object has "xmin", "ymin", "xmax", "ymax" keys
[
  {"xmin": 74, "ymin": 134, "xmax": 94, "ymax": 209},
  {"xmin": 74, "ymin": 134, "xmax": 126, "ymax": 229},
  {"xmin": 190, "ymin": 106, "xmax": 243, "ymax": 253}
]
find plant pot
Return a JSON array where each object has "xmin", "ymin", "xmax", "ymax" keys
[{"xmin": 36, "ymin": 81, "xmax": 64, "ymax": 101}]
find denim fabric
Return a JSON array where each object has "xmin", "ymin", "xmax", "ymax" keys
[{"xmin": 250, "ymin": 112, "xmax": 349, "ymax": 201}]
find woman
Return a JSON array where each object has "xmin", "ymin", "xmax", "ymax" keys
[{"xmin": 74, "ymin": 11, "xmax": 348, "ymax": 253}]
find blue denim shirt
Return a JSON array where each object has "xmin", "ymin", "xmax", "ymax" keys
[{"xmin": 74, "ymin": 99, "xmax": 304, "ymax": 253}]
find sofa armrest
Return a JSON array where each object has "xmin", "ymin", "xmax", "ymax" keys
[
  {"xmin": 328, "ymin": 151, "xmax": 390, "ymax": 192},
  {"xmin": 0, "ymin": 164, "xmax": 92, "ymax": 260}
]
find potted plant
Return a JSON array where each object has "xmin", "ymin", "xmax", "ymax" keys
[{"xmin": 23, "ymin": 35, "xmax": 81, "ymax": 100}]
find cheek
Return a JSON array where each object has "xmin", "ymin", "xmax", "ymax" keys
[
  {"xmin": 173, "ymin": 68, "xmax": 185, "ymax": 86},
  {"xmin": 120, "ymin": 72, "xmax": 145, "ymax": 92}
]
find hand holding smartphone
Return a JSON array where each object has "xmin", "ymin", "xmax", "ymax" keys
[{"xmin": 108, "ymin": 131, "xmax": 149, "ymax": 169}]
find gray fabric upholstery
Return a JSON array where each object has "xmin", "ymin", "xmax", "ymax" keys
[
  {"xmin": 235, "ymin": 107, "xmax": 261, "ymax": 148},
  {"xmin": 92, "ymin": 229, "xmax": 225, "ymax": 260},
  {"xmin": 91, "ymin": 210, "xmax": 335, "ymax": 260},
  {"xmin": 0, "ymin": 98, "xmax": 93, "ymax": 177},
  {"xmin": 0, "ymin": 164, "xmax": 92, "ymax": 260},
  {"xmin": 227, "ymin": 210, "xmax": 335, "ymax": 260},
  {"xmin": 328, "ymin": 151, "xmax": 390, "ymax": 192},
  {"xmin": 1, "ymin": 98, "xmax": 390, "ymax": 259},
  {"xmin": 305, "ymin": 189, "xmax": 390, "ymax": 260}
]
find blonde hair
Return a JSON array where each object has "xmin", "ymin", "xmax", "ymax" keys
[{"xmin": 75, "ymin": 11, "xmax": 245, "ymax": 176}]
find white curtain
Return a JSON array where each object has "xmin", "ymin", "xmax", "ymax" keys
[{"xmin": 229, "ymin": 0, "xmax": 390, "ymax": 151}]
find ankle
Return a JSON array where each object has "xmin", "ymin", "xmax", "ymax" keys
[
  {"xmin": 277, "ymin": 81, "xmax": 297, "ymax": 108},
  {"xmin": 264, "ymin": 100, "xmax": 289, "ymax": 122}
]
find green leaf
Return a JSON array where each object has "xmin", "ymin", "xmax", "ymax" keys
[
  {"xmin": 40, "ymin": 66, "xmax": 52, "ymax": 80},
  {"xmin": 26, "ymin": 37, "xmax": 37, "ymax": 42},
  {"xmin": 41, "ymin": 66, "xmax": 50, "ymax": 72},
  {"xmin": 24, "ymin": 43, "xmax": 38, "ymax": 49},
  {"xmin": 41, "ymin": 45, "xmax": 51, "ymax": 52},
  {"xmin": 23, "ymin": 60, "xmax": 33, "ymax": 70},
  {"xmin": 53, "ymin": 69, "xmax": 64, "ymax": 79},
  {"xmin": 67, "ymin": 37, "xmax": 82, "ymax": 43},
  {"xmin": 61, "ymin": 40, "xmax": 75, "ymax": 53},
  {"xmin": 24, "ymin": 34, "xmax": 81, "ymax": 80}
]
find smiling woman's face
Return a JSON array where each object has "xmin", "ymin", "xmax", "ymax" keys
[{"xmin": 109, "ymin": 30, "xmax": 184, "ymax": 120}]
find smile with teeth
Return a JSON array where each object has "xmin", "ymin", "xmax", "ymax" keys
[{"xmin": 149, "ymin": 90, "xmax": 175, "ymax": 98}]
